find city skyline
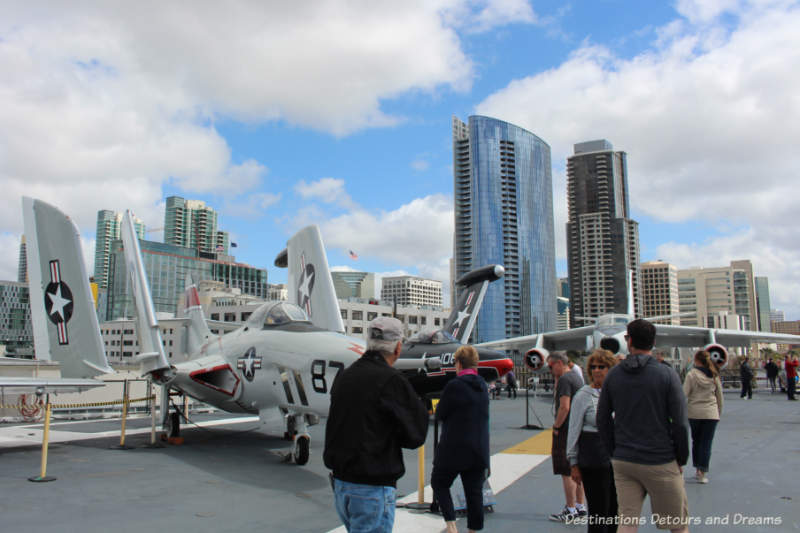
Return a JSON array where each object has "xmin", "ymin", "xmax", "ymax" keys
[{"xmin": 1, "ymin": 2, "xmax": 799, "ymax": 320}]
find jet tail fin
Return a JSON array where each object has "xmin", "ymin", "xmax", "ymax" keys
[
  {"xmin": 22, "ymin": 197, "xmax": 112, "ymax": 378},
  {"xmin": 120, "ymin": 211, "xmax": 171, "ymax": 376},
  {"xmin": 274, "ymin": 225, "xmax": 344, "ymax": 333},
  {"xmin": 444, "ymin": 265, "xmax": 505, "ymax": 344},
  {"xmin": 182, "ymin": 275, "xmax": 215, "ymax": 355}
]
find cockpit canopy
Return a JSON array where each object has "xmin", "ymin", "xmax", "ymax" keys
[
  {"xmin": 408, "ymin": 329, "xmax": 457, "ymax": 345},
  {"xmin": 245, "ymin": 301, "xmax": 311, "ymax": 329}
]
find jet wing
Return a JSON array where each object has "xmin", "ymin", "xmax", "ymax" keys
[
  {"xmin": 476, "ymin": 326, "xmax": 596, "ymax": 353},
  {"xmin": 654, "ymin": 324, "xmax": 800, "ymax": 348},
  {"xmin": 0, "ymin": 377, "xmax": 105, "ymax": 392}
]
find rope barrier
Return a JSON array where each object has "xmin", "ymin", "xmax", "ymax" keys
[{"xmin": 1, "ymin": 396, "xmax": 155, "ymax": 410}]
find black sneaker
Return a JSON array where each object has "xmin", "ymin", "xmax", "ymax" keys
[
  {"xmin": 576, "ymin": 507, "xmax": 588, "ymax": 517},
  {"xmin": 549, "ymin": 507, "xmax": 578, "ymax": 522}
]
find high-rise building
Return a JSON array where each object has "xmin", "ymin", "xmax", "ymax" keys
[
  {"xmin": 769, "ymin": 309, "xmax": 785, "ymax": 330},
  {"xmin": 677, "ymin": 260, "xmax": 757, "ymax": 329},
  {"xmin": 381, "ymin": 276, "xmax": 442, "ymax": 308},
  {"xmin": 452, "ymin": 115, "xmax": 556, "ymax": 342},
  {"xmin": 0, "ymin": 280, "xmax": 32, "ymax": 351},
  {"xmin": 754, "ymin": 277, "xmax": 771, "ymax": 332},
  {"xmin": 640, "ymin": 260, "xmax": 679, "ymax": 324},
  {"xmin": 94, "ymin": 210, "xmax": 146, "ymax": 289},
  {"xmin": 105, "ymin": 239, "xmax": 267, "ymax": 320},
  {"xmin": 566, "ymin": 140, "xmax": 641, "ymax": 326},
  {"xmin": 17, "ymin": 236, "xmax": 27, "ymax": 283},
  {"xmin": 332, "ymin": 271, "xmax": 375, "ymax": 300},
  {"xmin": 164, "ymin": 196, "xmax": 229, "ymax": 256}
]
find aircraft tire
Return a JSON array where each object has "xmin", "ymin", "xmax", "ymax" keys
[{"xmin": 294, "ymin": 436, "xmax": 310, "ymax": 465}]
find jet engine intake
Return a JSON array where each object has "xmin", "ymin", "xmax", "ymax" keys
[
  {"xmin": 703, "ymin": 344, "xmax": 729, "ymax": 369},
  {"xmin": 524, "ymin": 348, "xmax": 548, "ymax": 371}
]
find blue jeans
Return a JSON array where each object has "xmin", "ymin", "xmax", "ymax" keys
[
  {"xmin": 689, "ymin": 418, "xmax": 718, "ymax": 472},
  {"xmin": 333, "ymin": 479, "xmax": 396, "ymax": 533}
]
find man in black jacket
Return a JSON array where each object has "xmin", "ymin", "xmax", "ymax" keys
[
  {"xmin": 597, "ymin": 319, "xmax": 690, "ymax": 533},
  {"xmin": 740, "ymin": 357, "xmax": 754, "ymax": 399},
  {"xmin": 324, "ymin": 316, "xmax": 428, "ymax": 532}
]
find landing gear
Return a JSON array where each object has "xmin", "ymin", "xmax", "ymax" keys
[
  {"xmin": 285, "ymin": 413, "xmax": 311, "ymax": 465},
  {"xmin": 293, "ymin": 435, "xmax": 310, "ymax": 465},
  {"xmin": 165, "ymin": 410, "xmax": 181, "ymax": 438}
]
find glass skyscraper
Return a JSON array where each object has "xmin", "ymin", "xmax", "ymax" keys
[
  {"xmin": 453, "ymin": 115, "xmax": 557, "ymax": 342},
  {"xmin": 94, "ymin": 210, "xmax": 145, "ymax": 289},
  {"xmin": 164, "ymin": 196, "xmax": 229, "ymax": 255}
]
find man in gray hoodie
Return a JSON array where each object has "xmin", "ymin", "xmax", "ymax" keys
[{"xmin": 597, "ymin": 319, "xmax": 690, "ymax": 533}]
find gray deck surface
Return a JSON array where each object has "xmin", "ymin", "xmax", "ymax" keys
[{"xmin": 1, "ymin": 389, "xmax": 798, "ymax": 532}]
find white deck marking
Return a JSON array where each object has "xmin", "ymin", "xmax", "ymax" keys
[{"xmin": 0, "ymin": 416, "xmax": 259, "ymax": 447}]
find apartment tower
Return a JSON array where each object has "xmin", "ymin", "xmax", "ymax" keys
[
  {"xmin": 453, "ymin": 115, "xmax": 556, "ymax": 342},
  {"xmin": 566, "ymin": 140, "xmax": 641, "ymax": 326}
]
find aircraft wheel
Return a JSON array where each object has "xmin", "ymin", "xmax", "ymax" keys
[
  {"xmin": 294, "ymin": 435, "xmax": 310, "ymax": 465},
  {"xmin": 166, "ymin": 411, "xmax": 181, "ymax": 438}
]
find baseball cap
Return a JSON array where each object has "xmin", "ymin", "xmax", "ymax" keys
[{"xmin": 368, "ymin": 316, "xmax": 404, "ymax": 343}]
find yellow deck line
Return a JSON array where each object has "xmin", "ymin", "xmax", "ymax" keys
[{"xmin": 501, "ymin": 428, "xmax": 552, "ymax": 455}]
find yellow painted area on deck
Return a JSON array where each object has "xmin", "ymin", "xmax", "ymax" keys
[{"xmin": 501, "ymin": 428, "xmax": 552, "ymax": 455}]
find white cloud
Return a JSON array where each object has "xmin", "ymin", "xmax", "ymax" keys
[
  {"xmin": 295, "ymin": 178, "xmax": 355, "ymax": 209},
  {"xmin": 221, "ymin": 192, "xmax": 282, "ymax": 220},
  {"xmin": 411, "ymin": 158, "xmax": 431, "ymax": 172},
  {"xmin": 1, "ymin": 1, "xmax": 528, "ymax": 264},
  {"xmin": 475, "ymin": 0, "xmax": 800, "ymax": 318},
  {"xmin": 320, "ymin": 194, "xmax": 454, "ymax": 271}
]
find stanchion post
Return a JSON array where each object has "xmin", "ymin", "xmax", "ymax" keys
[
  {"xmin": 111, "ymin": 380, "xmax": 133, "ymax": 449},
  {"xmin": 29, "ymin": 394, "xmax": 56, "ymax": 482},
  {"xmin": 149, "ymin": 380, "xmax": 156, "ymax": 445},
  {"xmin": 417, "ymin": 444, "xmax": 425, "ymax": 504}
]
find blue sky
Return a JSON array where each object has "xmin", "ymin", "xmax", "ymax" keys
[{"xmin": 1, "ymin": 1, "xmax": 799, "ymax": 319}]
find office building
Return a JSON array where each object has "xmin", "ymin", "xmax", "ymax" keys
[
  {"xmin": 0, "ymin": 280, "xmax": 32, "ymax": 353},
  {"xmin": 332, "ymin": 271, "xmax": 376, "ymax": 300},
  {"xmin": 94, "ymin": 210, "xmax": 146, "ymax": 289},
  {"xmin": 770, "ymin": 309, "xmax": 785, "ymax": 330},
  {"xmin": 381, "ymin": 276, "xmax": 442, "ymax": 308},
  {"xmin": 17, "ymin": 237, "xmax": 27, "ymax": 283},
  {"xmin": 556, "ymin": 297, "xmax": 570, "ymax": 330},
  {"xmin": 677, "ymin": 260, "xmax": 757, "ymax": 329},
  {"xmin": 566, "ymin": 140, "xmax": 641, "ymax": 326},
  {"xmin": 754, "ymin": 276, "xmax": 771, "ymax": 332},
  {"xmin": 339, "ymin": 299, "xmax": 450, "ymax": 339},
  {"xmin": 105, "ymin": 239, "xmax": 267, "ymax": 320},
  {"xmin": 640, "ymin": 260, "xmax": 680, "ymax": 324},
  {"xmin": 164, "ymin": 196, "xmax": 229, "ymax": 255},
  {"xmin": 452, "ymin": 115, "xmax": 556, "ymax": 342}
]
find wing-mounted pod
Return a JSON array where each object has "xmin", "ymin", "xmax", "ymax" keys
[
  {"xmin": 704, "ymin": 344, "xmax": 729, "ymax": 369},
  {"xmin": 444, "ymin": 265, "xmax": 505, "ymax": 344},
  {"xmin": 120, "ymin": 211, "xmax": 171, "ymax": 377},
  {"xmin": 524, "ymin": 348, "xmax": 548, "ymax": 371},
  {"xmin": 274, "ymin": 225, "xmax": 344, "ymax": 333},
  {"xmin": 22, "ymin": 197, "xmax": 113, "ymax": 378}
]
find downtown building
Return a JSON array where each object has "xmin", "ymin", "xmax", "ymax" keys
[
  {"xmin": 453, "ymin": 115, "xmax": 556, "ymax": 342},
  {"xmin": 104, "ymin": 239, "xmax": 267, "ymax": 320},
  {"xmin": 754, "ymin": 276, "xmax": 771, "ymax": 332},
  {"xmin": 381, "ymin": 275, "xmax": 442, "ymax": 308},
  {"xmin": 94, "ymin": 210, "xmax": 146, "ymax": 289},
  {"xmin": 332, "ymin": 271, "xmax": 376, "ymax": 300},
  {"xmin": 640, "ymin": 260, "xmax": 680, "ymax": 324},
  {"xmin": 566, "ymin": 140, "xmax": 641, "ymax": 326},
  {"xmin": 677, "ymin": 260, "xmax": 758, "ymax": 330},
  {"xmin": 165, "ymin": 196, "xmax": 230, "ymax": 256},
  {"xmin": 0, "ymin": 280, "xmax": 32, "ymax": 355}
]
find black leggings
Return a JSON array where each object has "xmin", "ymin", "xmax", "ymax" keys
[
  {"xmin": 580, "ymin": 464, "xmax": 618, "ymax": 533},
  {"xmin": 431, "ymin": 466, "xmax": 486, "ymax": 530}
]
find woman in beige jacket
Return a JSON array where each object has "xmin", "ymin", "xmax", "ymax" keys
[{"xmin": 683, "ymin": 350, "xmax": 723, "ymax": 484}]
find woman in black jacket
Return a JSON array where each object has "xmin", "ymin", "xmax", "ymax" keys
[{"xmin": 431, "ymin": 345, "xmax": 490, "ymax": 533}]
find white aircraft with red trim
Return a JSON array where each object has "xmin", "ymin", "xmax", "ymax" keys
[{"xmin": 22, "ymin": 198, "xmax": 449, "ymax": 464}]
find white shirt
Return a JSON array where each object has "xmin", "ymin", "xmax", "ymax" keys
[{"xmin": 569, "ymin": 363, "xmax": 585, "ymax": 384}]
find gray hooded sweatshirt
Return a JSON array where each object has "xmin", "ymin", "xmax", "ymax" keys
[{"xmin": 596, "ymin": 353, "xmax": 689, "ymax": 466}]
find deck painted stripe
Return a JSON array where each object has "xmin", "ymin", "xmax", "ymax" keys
[
  {"xmin": 0, "ymin": 416, "xmax": 259, "ymax": 447},
  {"xmin": 326, "ymin": 433, "xmax": 551, "ymax": 533}
]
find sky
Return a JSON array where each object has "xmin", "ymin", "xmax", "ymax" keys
[{"xmin": 1, "ymin": 0, "xmax": 799, "ymax": 320}]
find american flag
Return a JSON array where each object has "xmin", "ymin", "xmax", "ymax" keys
[
  {"xmin": 216, "ymin": 245, "xmax": 224, "ymax": 252},
  {"xmin": 349, "ymin": 250, "xmax": 358, "ymax": 260}
]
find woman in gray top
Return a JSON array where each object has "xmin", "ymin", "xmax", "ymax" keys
[{"xmin": 567, "ymin": 349, "xmax": 618, "ymax": 533}]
